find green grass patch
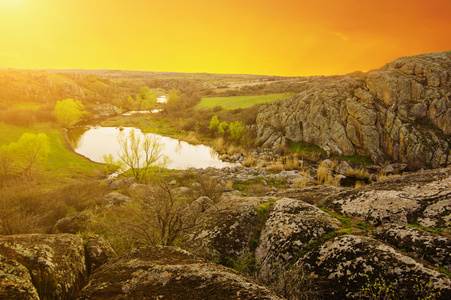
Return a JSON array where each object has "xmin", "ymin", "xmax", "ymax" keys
[
  {"xmin": 0, "ymin": 122, "xmax": 100, "ymax": 186},
  {"xmin": 197, "ymin": 93, "xmax": 294, "ymax": 110},
  {"xmin": 288, "ymin": 140, "xmax": 327, "ymax": 157},
  {"xmin": 337, "ymin": 155, "xmax": 373, "ymax": 166}
]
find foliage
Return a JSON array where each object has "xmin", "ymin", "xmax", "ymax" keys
[
  {"xmin": 229, "ymin": 121, "xmax": 247, "ymax": 143},
  {"xmin": 13, "ymin": 132, "xmax": 50, "ymax": 179},
  {"xmin": 218, "ymin": 121, "xmax": 228, "ymax": 136},
  {"xmin": 53, "ymin": 98, "xmax": 86, "ymax": 127},
  {"xmin": 116, "ymin": 129, "xmax": 169, "ymax": 182},
  {"xmin": 209, "ymin": 115, "xmax": 220, "ymax": 131}
]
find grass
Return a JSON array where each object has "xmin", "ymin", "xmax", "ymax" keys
[
  {"xmin": 196, "ymin": 93, "xmax": 294, "ymax": 110},
  {"xmin": 0, "ymin": 122, "xmax": 100, "ymax": 186},
  {"xmin": 288, "ymin": 140, "xmax": 327, "ymax": 159}
]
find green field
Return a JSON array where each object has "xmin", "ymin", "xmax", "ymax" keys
[
  {"xmin": 196, "ymin": 93, "xmax": 294, "ymax": 110},
  {"xmin": 0, "ymin": 122, "xmax": 100, "ymax": 184}
]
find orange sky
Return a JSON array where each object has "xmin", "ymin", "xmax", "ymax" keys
[{"xmin": 0, "ymin": 0, "xmax": 450, "ymax": 76}]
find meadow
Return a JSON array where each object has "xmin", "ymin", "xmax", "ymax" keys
[{"xmin": 196, "ymin": 93, "xmax": 294, "ymax": 110}]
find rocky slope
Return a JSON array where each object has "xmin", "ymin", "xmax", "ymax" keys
[{"xmin": 256, "ymin": 51, "xmax": 451, "ymax": 170}]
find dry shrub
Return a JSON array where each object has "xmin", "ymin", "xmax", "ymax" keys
[
  {"xmin": 267, "ymin": 160, "xmax": 284, "ymax": 173},
  {"xmin": 213, "ymin": 137, "xmax": 226, "ymax": 153},
  {"xmin": 225, "ymin": 180, "xmax": 234, "ymax": 189},
  {"xmin": 268, "ymin": 263, "xmax": 324, "ymax": 300},
  {"xmin": 274, "ymin": 144, "xmax": 290, "ymax": 156},
  {"xmin": 192, "ymin": 174, "xmax": 222, "ymax": 203},
  {"xmin": 246, "ymin": 183, "xmax": 271, "ymax": 196},
  {"xmin": 355, "ymin": 180, "xmax": 365, "ymax": 188},
  {"xmin": 243, "ymin": 155, "xmax": 256, "ymax": 167},
  {"xmin": 184, "ymin": 131, "xmax": 201, "ymax": 145},
  {"xmin": 293, "ymin": 175, "xmax": 312, "ymax": 188},
  {"xmin": 347, "ymin": 167, "xmax": 370, "ymax": 180},
  {"xmin": 284, "ymin": 155, "xmax": 300, "ymax": 171},
  {"xmin": 316, "ymin": 166, "xmax": 332, "ymax": 185}
]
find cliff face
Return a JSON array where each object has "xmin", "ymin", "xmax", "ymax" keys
[{"xmin": 256, "ymin": 51, "xmax": 451, "ymax": 170}]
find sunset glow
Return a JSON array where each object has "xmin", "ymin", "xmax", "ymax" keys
[{"xmin": 0, "ymin": 0, "xmax": 450, "ymax": 76}]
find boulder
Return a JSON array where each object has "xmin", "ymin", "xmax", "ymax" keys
[
  {"xmin": 0, "ymin": 234, "xmax": 87, "ymax": 299},
  {"xmin": 185, "ymin": 194, "xmax": 274, "ymax": 265},
  {"xmin": 103, "ymin": 192, "xmax": 132, "ymax": 206},
  {"xmin": 52, "ymin": 212, "xmax": 92, "ymax": 234},
  {"xmin": 85, "ymin": 235, "xmax": 116, "ymax": 275},
  {"xmin": 375, "ymin": 224, "xmax": 451, "ymax": 272},
  {"xmin": 108, "ymin": 177, "xmax": 136, "ymax": 190},
  {"xmin": 300, "ymin": 235, "xmax": 451, "ymax": 299},
  {"xmin": 255, "ymin": 198, "xmax": 340, "ymax": 282},
  {"xmin": 77, "ymin": 246, "xmax": 282, "ymax": 300},
  {"xmin": 0, "ymin": 254, "xmax": 39, "ymax": 300}
]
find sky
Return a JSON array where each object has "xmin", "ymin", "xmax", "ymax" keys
[{"xmin": 0, "ymin": 0, "xmax": 450, "ymax": 76}]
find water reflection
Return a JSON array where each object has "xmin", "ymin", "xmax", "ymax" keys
[
  {"xmin": 68, "ymin": 126, "xmax": 237, "ymax": 170},
  {"xmin": 66, "ymin": 126, "xmax": 90, "ymax": 149}
]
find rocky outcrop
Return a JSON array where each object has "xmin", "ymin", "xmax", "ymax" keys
[
  {"xmin": 326, "ymin": 171, "xmax": 451, "ymax": 228},
  {"xmin": 92, "ymin": 103, "xmax": 121, "ymax": 118},
  {"xmin": 256, "ymin": 51, "xmax": 451, "ymax": 170},
  {"xmin": 0, "ymin": 234, "xmax": 87, "ymax": 299},
  {"xmin": 255, "ymin": 198, "xmax": 340, "ymax": 283},
  {"xmin": 300, "ymin": 235, "xmax": 451, "ymax": 299},
  {"xmin": 77, "ymin": 246, "xmax": 282, "ymax": 300}
]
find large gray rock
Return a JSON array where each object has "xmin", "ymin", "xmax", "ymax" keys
[
  {"xmin": 77, "ymin": 246, "xmax": 282, "ymax": 300},
  {"xmin": 256, "ymin": 51, "xmax": 451, "ymax": 170},
  {"xmin": 326, "ymin": 172, "xmax": 451, "ymax": 228},
  {"xmin": 255, "ymin": 198, "xmax": 340, "ymax": 283},
  {"xmin": 85, "ymin": 235, "xmax": 116, "ymax": 275},
  {"xmin": 0, "ymin": 254, "xmax": 39, "ymax": 300},
  {"xmin": 300, "ymin": 235, "xmax": 451, "ymax": 299},
  {"xmin": 185, "ymin": 194, "xmax": 274, "ymax": 265},
  {"xmin": 0, "ymin": 234, "xmax": 87, "ymax": 300},
  {"xmin": 375, "ymin": 224, "xmax": 451, "ymax": 272},
  {"xmin": 52, "ymin": 212, "xmax": 92, "ymax": 234}
]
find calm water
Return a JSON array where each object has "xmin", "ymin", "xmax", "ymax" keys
[{"xmin": 68, "ymin": 126, "xmax": 237, "ymax": 170}]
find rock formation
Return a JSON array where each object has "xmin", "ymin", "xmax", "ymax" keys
[
  {"xmin": 77, "ymin": 246, "xmax": 282, "ymax": 300},
  {"xmin": 256, "ymin": 51, "xmax": 451, "ymax": 170}
]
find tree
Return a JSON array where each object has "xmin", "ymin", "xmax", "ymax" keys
[
  {"xmin": 209, "ymin": 115, "xmax": 220, "ymax": 132},
  {"xmin": 53, "ymin": 98, "xmax": 86, "ymax": 127},
  {"xmin": 229, "ymin": 121, "xmax": 247, "ymax": 143},
  {"xmin": 167, "ymin": 89, "xmax": 181, "ymax": 105},
  {"xmin": 117, "ymin": 129, "xmax": 169, "ymax": 182},
  {"xmin": 0, "ymin": 144, "xmax": 15, "ymax": 177},
  {"xmin": 13, "ymin": 132, "xmax": 50, "ymax": 179},
  {"xmin": 218, "ymin": 121, "xmax": 229, "ymax": 136}
]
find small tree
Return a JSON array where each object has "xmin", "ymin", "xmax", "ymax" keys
[
  {"xmin": 218, "ymin": 121, "xmax": 229, "ymax": 136},
  {"xmin": 0, "ymin": 144, "xmax": 15, "ymax": 177},
  {"xmin": 53, "ymin": 98, "xmax": 86, "ymax": 127},
  {"xmin": 13, "ymin": 132, "xmax": 50, "ymax": 179},
  {"xmin": 117, "ymin": 129, "xmax": 168, "ymax": 182},
  {"xmin": 229, "ymin": 121, "xmax": 247, "ymax": 143}
]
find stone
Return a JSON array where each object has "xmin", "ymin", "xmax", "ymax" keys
[
  {"xmin": 375, "ymin": 224, "xmax": 451, "ymax": 272},
  {"xmin": 77, "ymin": 246, "xmax": 282, "ymax": 300},
  {"xmin": 0, "ymin": 254, "xmax": 39, "ymax": 300},
  {"xmin": 85, "ymin": 235, "xmax": 116, "ymax": 275},
  {"xmin": 185, "ymin": 195, "xmax": 274, "ymax": 265},
  {"xmin": 52, "ymin": 212, "xmax": 91, "ymax": 234},
  {"xmin": 103, "ymin": 192, "xmax": 132, "ymax": 206},
  {"xmin": 109, "ymin": 177, "xmax": 136, "ymax": 190},
  {"xmin": 255, "ymin": 198, "xmax": 340, "ymax": 283},
  {"xmin": 0, "ymin": 234, "xmax": 87, "ymax": 300},
  {"xmin": 300, "ymin": 235, "xmax": 451, "ymax": 299}
]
